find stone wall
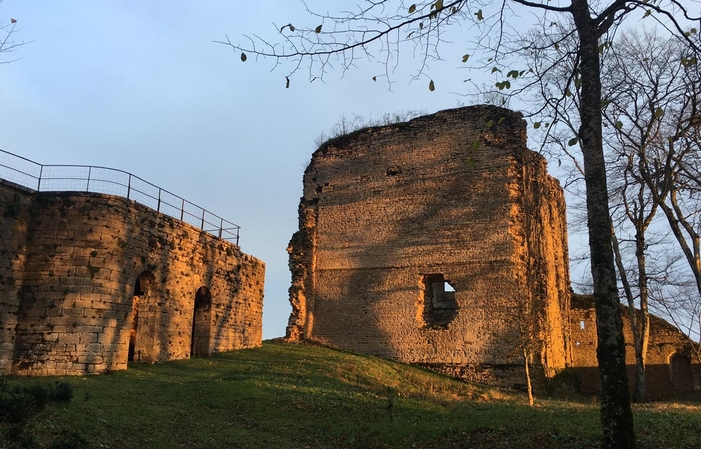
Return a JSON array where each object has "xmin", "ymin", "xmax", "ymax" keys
[
  {"xmin": 570, "ymin": 295, "xmax": 700, "ymax": 399},
  {"xmin": 287, "ymin": 105, "xmax": 571, "ymax": 384},
  {"xmin": 0, "ymin": 181, "xmax": 265, "ymax": 375},
  {"xmin": 0, "ymin": 181, "xmax": 32, "ymax": 372}
]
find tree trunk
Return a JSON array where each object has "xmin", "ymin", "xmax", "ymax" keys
[
  {"xmin": 571, "ymin": 1, "xmax": 636, "ymax": 447},
  {"xmin": 611, "ymin": 229, "xmax": 645, "ymax": 402},
  {"xmin": 524, "ymin": 348, "xmax": 534, "ymax": 407},
  {"xmin": 634, "ymin": 226, "xmax": 650, "ymax": 403}
]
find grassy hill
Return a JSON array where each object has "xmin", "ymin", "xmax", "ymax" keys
[{"xmin": 2, "ymin": 341, "xmax": 700, "ymax": 448}]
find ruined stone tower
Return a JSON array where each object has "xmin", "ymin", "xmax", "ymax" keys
[
  {"xmin": 0, "ymin": 172, "xmax": 265, "ymax": 376},
  {"xmin": 287, "ymin": 105, "xmax": 571, "ymax": 383}
]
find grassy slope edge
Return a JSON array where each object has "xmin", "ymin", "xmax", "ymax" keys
[{"xmin": 3, "ymin": 341, "xmax": 700, "ymax": 449}]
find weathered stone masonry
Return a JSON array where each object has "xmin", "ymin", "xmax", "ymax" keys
[
  {"xmin": 287, "ymin": 105, "xmax": 572, "ymax": 384},
  {"xmin": 570, "ymin": 295, "xmax": 700, "ymax": 399},
  {"xmin": 0, "ymin": 180, "xmax": 264, "ymax": 375}
]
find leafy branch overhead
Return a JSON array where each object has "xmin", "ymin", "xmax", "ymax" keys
[
  {"xmin": 217, "ymin": 1, "xmax": 485, "ymax": 88},
  {"xmin": 217, "ymin": 0, "xmax": 699, "ymax": 109}
]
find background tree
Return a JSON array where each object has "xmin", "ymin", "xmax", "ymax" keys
[
  {"xmin": 224, "ymin": 1, "xmax": 700, "ymax": 447},
  {"xmin": 602, "ymin": 30, "xmax": 701, "ymax": 402},
  {"xmin": 639, "ymin": 73, "xmax": 701, "ymax": 303},
  {"xmin": 525, "ymin": 25, "xmax": 700, "ymax": 402},
  {"xmin": 611, "ymin": 31, "xmax": 701, "ymax": 373}
]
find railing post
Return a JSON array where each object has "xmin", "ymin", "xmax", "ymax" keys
[
  {"xmin": 201, "ymin": 209, "xmax": 206, "ymax": 230},
  {"xmin": 236, "ymin": 229, "xmax": 239, "ymax": 246},
  {"xmin": 37, "ymin": 165, "xmax": 43, "ymax": 191},
  {"xmin": 218, "ymin": 218, "xmax": 223, "ymax": 239},
  {"xmin": 180, "ymin": 198, "xmax": 185, "ymax": 221},
  {"xmin": 157, "ymin": 189, "xmax": 161, "ymax": 212},
  {"xmin": 127, "ymin": 174, "xmax": 132, "ymax": 199},
  {"xmin": 86, "ymin": 166, "xmax": 92, "ymax": 192}
]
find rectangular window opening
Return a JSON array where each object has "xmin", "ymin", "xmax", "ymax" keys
[{"xmin": 418, "ymin": 274, "xmax": 458, "ymax": 329}]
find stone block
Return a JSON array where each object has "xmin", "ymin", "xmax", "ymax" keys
[{"xmin": 58, "ymin": 333, "xmax": 80, "ymax": 345}]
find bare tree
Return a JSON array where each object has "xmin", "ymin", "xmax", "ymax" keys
[
  {"xmin": 527, "ymin": 27, "xmax": 697, "ymax": 402},
  {"xmin": 222, "ymin": 2, "xmax": 701, "ymax": 446},
  {"xmin": 602, "ymin": 30, "xmax": 685, "ymax": 403},
  {"xmin": 603, "ymin": 29, "xmax": 701, "ymax": 369},
  {"xmin": 608, "ymin": 173, "xmax": 659, "ymax": 404},
  {"xmin": 515, "ymin": 275, "xmax": 538, "ymax": 407},
  {"xmin": 641, "ymin": 97, "xmax": 701, "ymax": 301},
  {"xmin": 608, "ymin": 155, "xmax": 660, "ymax": 403}
]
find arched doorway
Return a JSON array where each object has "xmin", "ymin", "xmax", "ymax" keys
[
  {"xmin": 128, "ymin": 271, "xmax": 156, "ymax": 364},
  {"xmin": 190, "ymin": 286, "xmax": 212, "ymax": 357},
  {"xmin": 670, "ymin": 352, "xmax": 694, "ymax": 392}
]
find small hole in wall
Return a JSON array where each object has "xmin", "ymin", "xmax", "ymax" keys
[
  {"xmin": 580, "ymin": 320, "xmax": 585, "ymax": 330},
  {"xmin": 386, "ymin": 167, "xmax": 401, "ymax": 177},
  {"xmin": 315, "ymin": 186, "xmax": 322, "ymax": 193}
]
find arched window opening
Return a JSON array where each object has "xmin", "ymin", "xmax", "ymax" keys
[
  {"xmin": 128, "ymin": 271, "xmax": 155, "ymax": 364},
  {"xmin": 191, "ymin": 286, "xmax": 212, "ymax": 357},
  {"xmin": 417, "ymin": 274, "xmax": 458, "ymax": 329}
]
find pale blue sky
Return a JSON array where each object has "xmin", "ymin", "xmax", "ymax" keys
[{"xmin": 0, "ymin": 1, "xmax": 585, "ymax": 339}]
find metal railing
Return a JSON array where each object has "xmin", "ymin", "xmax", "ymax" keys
[{"xmin": 0, "ymin": 149, "xmax": 240, "ymax": 245}]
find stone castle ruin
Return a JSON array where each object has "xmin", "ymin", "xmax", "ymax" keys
[
  {"xmin": 1, "ymin": 107, "xmax": 696, "ymax": 398},
  {"xmin": 288, "ymin": 105, "xmax": 572, "ymax": 382},
  {"xmin": 0, "ymin": 159, "xmax": 264, "ymax": 376},
  {"xmin": 287, "ymin": 105, "xmax": 699, "ymax": 396},
  {"xmin": 571, "ymin": 295, "xmax": 699, "ymax": 398}
]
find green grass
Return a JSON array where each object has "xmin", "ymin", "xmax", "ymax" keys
[{"xmin": 3, "ymin": 341, "xmax": 700, "ymax": 448}]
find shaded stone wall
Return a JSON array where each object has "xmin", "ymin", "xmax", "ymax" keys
[
  {"xmin": 0, "ymin": 181, "xmax": 32, "ymax": 372},
  {"xmin": 0, "ymin": 182, "xmax": 264, "ymax": 375},
  {"xmin": 570, "ymin": 295, "xmax": 700, "ymax": 399},
  {"xmin": 287, "ymin": 106, "xmax": 570, "ymax": 382}
]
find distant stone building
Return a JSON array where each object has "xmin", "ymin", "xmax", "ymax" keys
[
  {"xmin": 0, "ymin": 180, "xmax": 265, "ymax": 376},
  {"xmin": 570, "ymin": 295, "xmax": 700, "ymax": 399},
  {"xmin": 287, "ymin": 106, "xmax": 572, "ymax": 385}
]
